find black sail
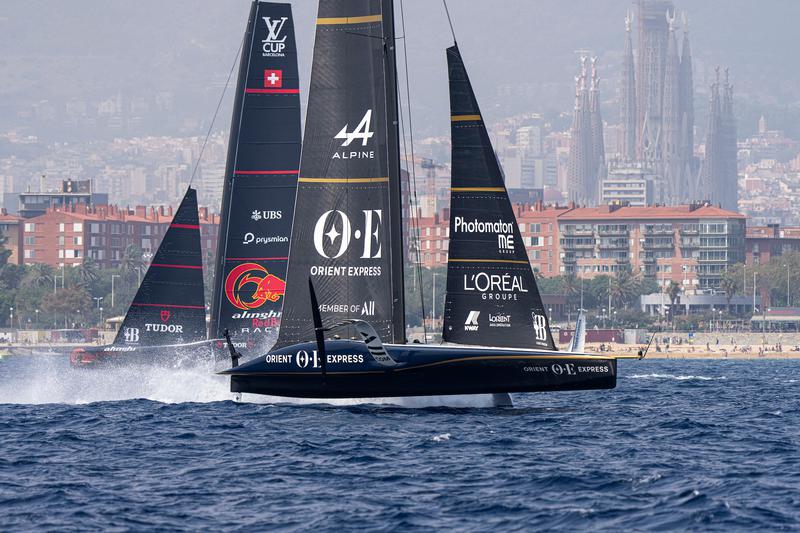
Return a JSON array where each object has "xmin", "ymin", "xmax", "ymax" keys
[
  {"xmin": 114, "ymin": 187, "xmax": 206, "ymax": 347},
  {"xmin": 210, "ymin": 1, "xmax": 302, "ymax": 351},
  {"xmin": 442, "ymin": 45, "xmax": 556, "ymax": 351},
  {"xmin": 276, "ymin": 0, "xmax": 405, "ymax": 347}
]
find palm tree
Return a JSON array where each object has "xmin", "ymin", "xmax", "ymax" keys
[
  {"xmin": 719, "ymin": 275, "xmax": 738, "ymax": 310},
  {"xmin": 667, "ymin": 281, "xmax": 682, "ymax": 314},
  {"xmin": 23, "ymin": 263, "xmax": 55, "ymax": 289},
  {"xmin": 76, "ymin": 257, "xmax": 100, "ymax": 290},
  {"xmin": 120, "ymin": 245, "xmax": 145, "ymax": 284}
]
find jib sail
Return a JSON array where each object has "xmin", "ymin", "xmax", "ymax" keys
[
  {"xmin": 114, "ymin": 187, "xmax": 207, "ymax": 347},
  {"xmin": 442, "ymin": 45, "xmax": 556, "ymax": 351},
  {"xmin": 210, "ymin": 1, "xmax": 302, "ymax": 351},
  {"xmin": 276, "ymin": 0, "xmax": 405, "ymax": 347}
]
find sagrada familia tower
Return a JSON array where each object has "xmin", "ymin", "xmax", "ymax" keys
[
  {"xmin": 567, "ymin": 57, "xmax": 605, "ymax": 206},
  {"xmin": 568, "ymin": 0, "xmax": 738, "ymax": 210}
]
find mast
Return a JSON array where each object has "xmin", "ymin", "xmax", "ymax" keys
[{"xmin": 382, "ymin": 0, "xmax": 406, "ymax": 343}]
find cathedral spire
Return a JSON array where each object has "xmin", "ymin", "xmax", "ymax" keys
[
  {"xmin": 589, "ymin": 57, "xmax": 606, "ymax": 195},
  {"xmin": 679, "ymin": 11, "xmax": 695, "ymax": 194},
  {"xmin": 620, "ymin": 10, "xmax": 637, "ymax": 161},
  {"xmin": 567, "ymin": 58, "xmax": 595, "ymax": 205},
  {"xmin": 661, "ymin": 8, "xmax": 682, "ymax": 202}
]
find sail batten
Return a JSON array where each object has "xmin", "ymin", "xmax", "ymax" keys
[
  {"xmin": 210, "ymin": 1, "xmax": 302, "ymax": 352},
  {"xmin": 442, "ymin": 45, "xmax": 556, "ymax": 351}
]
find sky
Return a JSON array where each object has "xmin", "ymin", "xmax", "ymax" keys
[{"xmin": 0, "ymin": 0, "xmax": 798, "ymax": 140}]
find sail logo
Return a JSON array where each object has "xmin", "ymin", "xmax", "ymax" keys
[
  {"xmin": 251, "ymin": 210, "xmax": 282, "ymax": 221},
  {"xmin": 243, "ymin": 232, "xmax": 288, "ymax": 245},
  {"xmin": 312, "ymin": 209, "xmax": 382, "ymax": 260},
  {"xmin": 263, "ymin": 69, "xmax": 282, "ymax": 88},
  {"xmin": 464, "ymin": 311, "xmax": 480, "ymax": 331},
  {"xmin": 532, "ymin": 313, "xmax": 548, "ymax": 342},
  {"xmin": 463, "ymin": 272, "xmax": 528, "ymax": 301},
  {"xmin": 333, "ymin": 110, "xmax": 375, "ymax": 159},
  {"xmin": 454, "ymin": 216, "xmax": 515, "ymax": 254},
  {"xmin": 225, "ymin": 263, "xmax": 286, "ymax": 310},
  {"xmin": 489, "ymin": 313, "xmax": 511, "ymax": 328},
  {"xmin": 261, "ymin": 16, "xmax": 288, "ymax": 57},
  {"xmin": 123, "ymin": 327, "xmax": 140, "ymax": 344}
]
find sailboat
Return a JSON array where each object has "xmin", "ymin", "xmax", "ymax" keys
[
  {"xmin": 70, "ymin": 187, "xmax": 212, "ymax": 366},
  {"xmin": 210, "ymin": 0, "xmax": 302, "ymax": 355},
  {"xmin": 221, "ymin": 0, "xmax": 636, "ymax": 398}
]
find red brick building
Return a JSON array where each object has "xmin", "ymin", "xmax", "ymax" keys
[
  {"xmin": 411, "ymin": 202, "xmax": 747, "ymax": 290},
  {"xmin": 22, "ymin": 203, "xmax": 219, "ymax": 269},
  {"xmin": 0, "ymin": 210, "xmax": 24, "ymax": 265},
  {"xmin": 746, "ymin": 224, "xmax": 800, "ymax": 266}
]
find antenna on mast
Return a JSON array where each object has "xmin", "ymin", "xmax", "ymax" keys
[{"xmin": 442, "ymin": 0, "xmax": 457, "ymax": 44}]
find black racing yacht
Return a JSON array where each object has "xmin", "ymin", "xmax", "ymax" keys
[
  {"xmin": 71, "ymin": 187, "xmax": 212, "ymax": 366},
  {"xmin": 221, "ymin": 0, "xmax": 637, "ymax": 399},
  {"xmin": 209, "ymin": 0, "xmax": 302, "ymax": 356}
]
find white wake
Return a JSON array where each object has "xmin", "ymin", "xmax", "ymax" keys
[{"xmin": 0, "ymin": 356, "xmax": 505, "ymax": 408}]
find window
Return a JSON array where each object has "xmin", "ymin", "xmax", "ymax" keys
[
  {"xmin": 91, "ymin": 223, "xmax": 100, "ymax": 234},
  {"xmin": 24, "ymin": 223, "xmax": 35, "ymax": 232},
  {"xmin": 75, "ymin": 250, "xmax": 82, "ymax": 258},
  {"xmin": 58, "ymin": 223, "xmax": 65, "ymax": 232},
  {"xmin": 73, "ymin": 223, "xmax": 82, "ymax": 232},
  {"xmin": 24, "ymin": 250, "xmax": 34, "ymax": 259},
  {"xmin": 58, "ymin": 250, "xmax": 64, "ymax": 259},
  {"xmin": 24, "ymin": 236, "xmax": 35, "ymax": 245},
  {"xmin": 58, "ymin": 236, "xmax": 65, "ymax": 246},
  {"xmin": 73, "ymin": 236, "xmax": 82, "ymax": 245}
]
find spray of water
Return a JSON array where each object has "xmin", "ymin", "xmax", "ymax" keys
[{"xmin": 0, "ymin": 355, "xmax": 505, "ymax": 408}]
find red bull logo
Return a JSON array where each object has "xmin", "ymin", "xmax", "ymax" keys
[{"xmin": 224, "ymin": 262, "xmax": 286, "ymax": 311}]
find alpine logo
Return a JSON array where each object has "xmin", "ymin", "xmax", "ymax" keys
[
  {"xmin": 333, "ymin": 110, "xmax": 375, "ymax": 159},
  {"xmin": 123, "ymin": 327, "xmax": 140, "ymax": 344},
  {"xmin": 263, "ymin": 69, "xmax": 282, "ymax": 88},
  {"xmin": 262, "ymin": 16, "xmax": 288, "ymax": 57},
  {"xmin": 464, "ymin": 310, "xmax": 480, "ymax": 331},
  {"xmin": 532, "ymin": 313, "xmax": 548, "ymax": 342}
]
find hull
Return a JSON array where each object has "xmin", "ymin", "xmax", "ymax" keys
[
  {"xmin": 70, "ymin": 339, "xmax": 223, "ymax": 368},
  {"xmin": 224, "ymin": 341, "xmax": 616, "ymax": 398}
]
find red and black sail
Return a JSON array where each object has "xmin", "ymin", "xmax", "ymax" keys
[
  {"xmin": 114, "ymin": 187, "xmax": 206, "ymax": 347},
  {"xmin": 442, "ymin": 45, "xmax": 556, "ymax": 351},
  {"xmin": 275, "ymin": 0, "xmax": 405, "ymax": 347},
  {"xmin": 210, "ymin": 1, "xmax": 302, "ymax": 351}
]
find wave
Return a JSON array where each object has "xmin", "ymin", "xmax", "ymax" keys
[{"xmin": 627, "ymin": 373, "xmax": 725, "ymax": 381}]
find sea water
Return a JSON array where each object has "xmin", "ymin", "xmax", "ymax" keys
[{"xmin": 0, "ymin": 355, "xmax": 797, "ymax": 531}]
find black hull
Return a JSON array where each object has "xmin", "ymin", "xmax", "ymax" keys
[
  {"xmin": 70, "ymin": 340, "xmax": 223, "ymax": 369},
  {"xmin": 226, "ymin": 342, "xmax": 617, "ymax": 398}
]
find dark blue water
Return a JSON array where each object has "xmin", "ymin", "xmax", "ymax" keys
[{"xmin": 0, "ymin": 356, "xmax": 797, "ymax": 531}]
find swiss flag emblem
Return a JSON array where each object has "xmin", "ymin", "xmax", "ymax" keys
[{"xmin": 263, "ymin": 69, "xmax": 283, "ymax": 88}]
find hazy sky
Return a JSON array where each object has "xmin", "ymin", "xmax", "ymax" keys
[{"xmin": 1, "ymin": 0, "xmax": 798, "ymax": 139}]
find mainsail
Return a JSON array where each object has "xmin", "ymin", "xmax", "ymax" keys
[
  {"xmin": 276, "ymin": 0, "xmax": 405, "ymax": 347},
  {"xmin": 210, "ymin": 1, "xmax": 302, "ymax": 350},
  {"xmin": 442, "ymin": 45, "xmax": 556, "ymax": 351},
  {"xmin": 114, "ymin": 187, "xmax": 206, "ymax": 348}
]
